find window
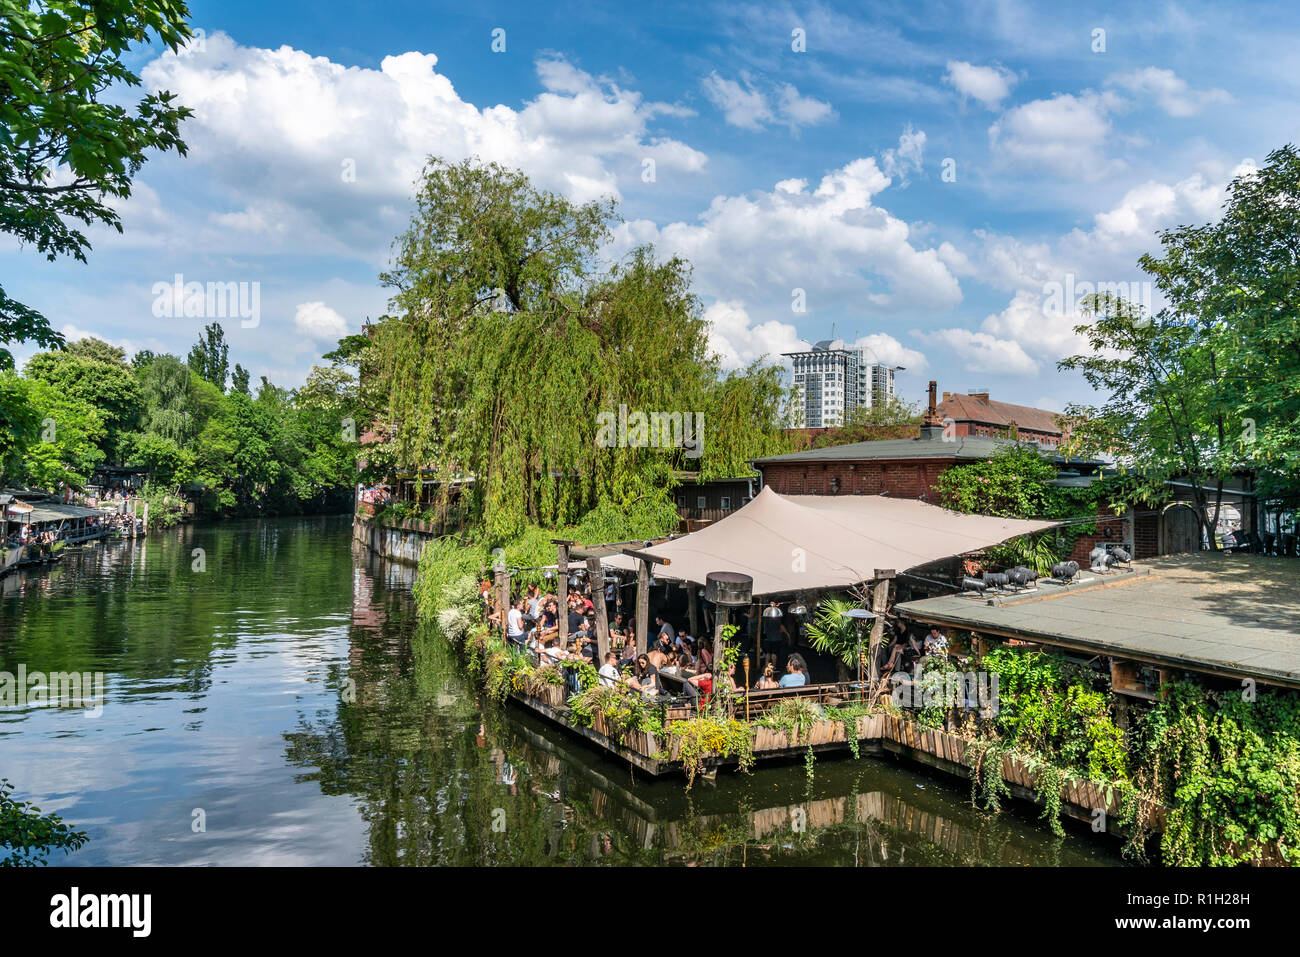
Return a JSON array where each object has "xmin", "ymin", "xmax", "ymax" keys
[
  {"xmin": 720, "ymin": 496, "xmax": 732, "ymax": 510},
  {"xmin": 697, "ymin": 496, "xmax": 707, "ymax": 510},
  {"xmin": 676, "ymin": 494, "xmax": 686, "ymax": 507}
]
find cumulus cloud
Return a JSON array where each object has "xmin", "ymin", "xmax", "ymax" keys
[
  {"xmin": 293, "ymin": 301, "xmax": 348, "ymax": 340},
  {"xmin": 944, "ymin": 60, "xmax": 1016, "ymax": 109},
  {"xmin": 611, "ymin": 157, "xmax": 963, "ymax": 322},
  {"xmin": 915, "ymin": 327, "xmax": 1039, "ymax": 376},
  {"xmin": 927, "ymin": 163, "xmax": 1253, "ymax": 377},
  {"xmin": 703, "ymin": 301, "xmax": 925, "ymax": 376},
  {"xmin": 701, "ymin": 71, "xmax": 834, "ymax": 132},
  {"xmin": 1107, "ymin": 67, "xmax": 1230, "ymax": 118},
  {"xmin": 989, "ymin": 91, "xmax": 1125, "ymax": 180},
  {"xmin": 140, "ymin": 34, "xmax": 707, "ymax": 258}
]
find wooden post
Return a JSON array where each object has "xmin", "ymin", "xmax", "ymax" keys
[
  {"xmin": 868, "ymin": 570, "xmax": 893, "ymax": 685},
  {"xmin": 712, "ymin": 605, "xmax": 730, "ymax": 706},
  {"xmin": 687, "ymin": 583, "xmax": 700, "ymax": 639},
  {"xmin": 586, "ymin": 556, "xmax": 611, "ymax": 662},
  {"xmin": 636, "ymin": 559, "xmax": 650, "ymax": 656},
  {"xmin": 555, "ymin": 541, "xmax": 571, "ymax": 649}
]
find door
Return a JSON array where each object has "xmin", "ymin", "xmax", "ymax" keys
[{"xmin": 1161, "ymin": 504, "xmax": 1200, "ymax": 554}]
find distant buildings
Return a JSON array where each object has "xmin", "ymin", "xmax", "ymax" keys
[
  {"xmin": 783, "ymin": 340, "xmax": 898, "ymax": 428},
  {"xmin": 936, "ymin": 390, "xmax": 1066, "ymax": 449}
]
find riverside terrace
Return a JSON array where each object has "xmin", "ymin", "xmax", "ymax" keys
[{"xmin": 895, "ymin": 553, "xmax": 1300, "ymax": 693}]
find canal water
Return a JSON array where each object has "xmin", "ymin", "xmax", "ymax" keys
[{"xmin": 0, "ymin": 516, "xmax": 1124, "ymax": 866}]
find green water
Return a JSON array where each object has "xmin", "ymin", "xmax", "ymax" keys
[{"xmin": 0, "ymin": 515, "xmax": 1124, "ymax": 865}]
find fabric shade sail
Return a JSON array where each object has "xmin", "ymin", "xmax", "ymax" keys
[{"xmin": 601, "ymin": 486, "xmax": 1058, "ymax": 597}]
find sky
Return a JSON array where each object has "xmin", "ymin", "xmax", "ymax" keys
[{"xmin": 6, "ymin": 0, "xmax": 1300, "ymax": 412}]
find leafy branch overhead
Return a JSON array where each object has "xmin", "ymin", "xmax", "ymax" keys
[{"xmin": 0, "ymin": 0, "xmax": 195, "ymax": 366}]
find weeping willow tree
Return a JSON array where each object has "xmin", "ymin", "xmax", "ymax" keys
[{"xmin": 372, "ymin": 157, "xmax": 792, "ymax": 544}]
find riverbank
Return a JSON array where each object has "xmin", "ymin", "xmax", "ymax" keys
[{"xmin": 1, "ymin": 516, "xmax": 1120, "ymax": 866}]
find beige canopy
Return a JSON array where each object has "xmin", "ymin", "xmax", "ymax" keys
[{"xmin": 601, "ymin": 486, "xmax": 1058, "ymax": 597}]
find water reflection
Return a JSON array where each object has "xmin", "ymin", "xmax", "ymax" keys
[{"xmin": 0, "ymin": 517, "xmax": 1123, "ymax": 866}]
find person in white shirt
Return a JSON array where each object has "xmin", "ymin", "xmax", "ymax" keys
[
  {"xmin": 923, "ymin": 626, "xmax": 948, "ymax": 658},
  {"xmin": 506, "ymin": 599, "xmax": 526, "ymax": 646},
  {"xmin": 598, "ymin": 652, "xmax": 622, "ymax": 687}
]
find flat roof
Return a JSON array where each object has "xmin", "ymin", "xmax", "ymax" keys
[
  {"xmin": 24, "ymin": 502, "xmax": 116, "ymax": 523},
  {"xmin": 752, "ymin": 434, "xmax": 1103, "ymax": 467},
  {"xmin": 896, "ymin": 553, "xmax": 1300, "ymax": 689}
]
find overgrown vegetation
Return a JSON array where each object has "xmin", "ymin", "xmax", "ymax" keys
[{"xmin": 1125, "ymin": 682, "xmax": 1300, "ymax": 865}]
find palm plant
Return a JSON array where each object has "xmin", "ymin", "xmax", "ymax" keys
[{"xmin": 806, "ymin": 596, "xmax": 866, "ymax": 669}]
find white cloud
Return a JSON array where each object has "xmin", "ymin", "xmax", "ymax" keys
[
  {"xmin": 880, "ymin": 125, "xmax": 926, "ymax": 183},
  {"xmin": 703, "ymin": 300, "xmax": 926, "ymax": 375},
  {"xmin": 989, "ymin": 91, "xmax": 1125, "ymax": 180},
  {"xmin": 850, "ymin": 332, "xmax": 927, "ymax": 371},
  {"xmin": 701, "ymin": 71, "xmax": 834, "ymax": 132},
  {"xmin": 293, "ymin": 301, "xmax": 348, "ymax": 340},
  {"xmin": 944, "ymin": 60, "xmax": 1016, "ymax": 109},
  {"xmin": 915, "ymin": 327, "xmax": 1039, "ymax": 376},
  {"xmin": 1107, "ymin": 67, "xmax": 1230, "ymax": 118},
  {"xmin": 139, "ymin": 34, "xmax": 707, "ymax": 259},
  {"xmin": 611, "ymin": 158, "xmax": 963, "ymax": 322}
]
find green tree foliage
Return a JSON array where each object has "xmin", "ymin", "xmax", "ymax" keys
[
  {"xmin": 372, "ymin": 157, "xmax": 791, "ymax": 543},
  {"xmin": 1061, "ymin": 146, "xmax": 1300, "ymax": 540},
  {"xmin": 0, "ymin": 0, "xmax": 194, "ymax": 366},
  {"xmin": 22, "ymin": 346, "xmax": 140, "ymax": 458},
  {"xmin": 0, "ymin": 777, "xmax": 88, "ymax": 866},
  {"xmin": 810, "ymin": 396, "xmax": 922, "ymax": 448},
  {"xmin": 934, "ymin": 444, "xmax": 1059, "ymax": 517},
  {"xmin": 18, "ymin": 376, "xmax": 105, "ymax": 489},
  {"xmin": 1, "ymin": 335, "xmax": 359, "ymax": 516},
  {"xmin": 187, "ymin": 321, "xmax": 230, "ymax": 391}
]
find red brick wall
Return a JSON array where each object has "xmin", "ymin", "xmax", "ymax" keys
[
  {"xmin": 760, "ymin": 458, "xmax": 957, "ymax": 500},
  {"xmin": 1065, "ymin": 507, "xmax": 1138, "ymax": 564}
]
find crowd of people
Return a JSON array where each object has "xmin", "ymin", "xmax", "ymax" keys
[
  {"xmin": 478, "ymin": 571, "xmax": 958, "ymax": 712},
  {"xmin": 481, "ymin": 576, "xmax": 827, "ymax": 703}
]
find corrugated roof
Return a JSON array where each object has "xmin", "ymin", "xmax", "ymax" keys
[
  {"xmin": 897, "ymin": 553, "xmax": 1300, "ymax": 689},
  {"xmin": 24, "ymin": 502, "xmax": 115, "ymax": 523}
]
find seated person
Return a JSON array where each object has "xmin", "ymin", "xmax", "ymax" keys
[
  {"xmin": 628, "ymin": 654, "xmax": 661, "ymax": 697},
  {"xmin": 778, "ymin": 658, "xmax": 807, "ymax": 688},
  {"xmin": 923, "ymin": 626, "xmax": 949, "ymax": 658},
  {"xmin": 646, "ymin": 647, "xmax": 669, "ymax": 670},
  {"xmin": 659, "ymin": 651, "xmax": 680, "ymax": 676},
  {"xmin": 598, "ymin": 652, "xmax": 623, "ymax": 688},
  {"xmin": 754, "ymin": 663, "xmax": 779, "ymax": 689},
  {"xmin": 689, "ymin": 663, "xmax": 740, "ymax": 697}
]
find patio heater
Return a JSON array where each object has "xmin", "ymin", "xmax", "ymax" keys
[
  {"xmin": 705, "ymin": 571, "xmax": 753, "ymax": 711},
  {"xmin": 840, "ymin": 608, "xmax": 878, "ymax": 703}
]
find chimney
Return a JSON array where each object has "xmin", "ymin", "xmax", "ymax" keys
[
  {"xmin": 919, "ymin": 380, "xmax": 944, "ymax": 439},
  {"xmin": 970, "ymin": 391, "xmax": 990, "ymax": 404}
]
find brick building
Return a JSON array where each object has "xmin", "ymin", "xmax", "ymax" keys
[{"xmin": 936, "ymin": 390, "xmax": 1066, "ymax": 448}]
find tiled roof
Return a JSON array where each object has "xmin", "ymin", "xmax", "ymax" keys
[{"xmin": 938, "ymin": 394, "xmax": 1063, "ymax": 435}]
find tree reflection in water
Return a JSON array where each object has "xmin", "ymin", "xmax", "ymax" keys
[{"xmin": 283, "ymin": 546, "xmax": 1126, "ymax": 867}]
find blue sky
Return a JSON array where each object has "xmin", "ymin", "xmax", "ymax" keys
[{"xmin": 6, "ymin": 0, "xmax": 1300, "ymax": 412}]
